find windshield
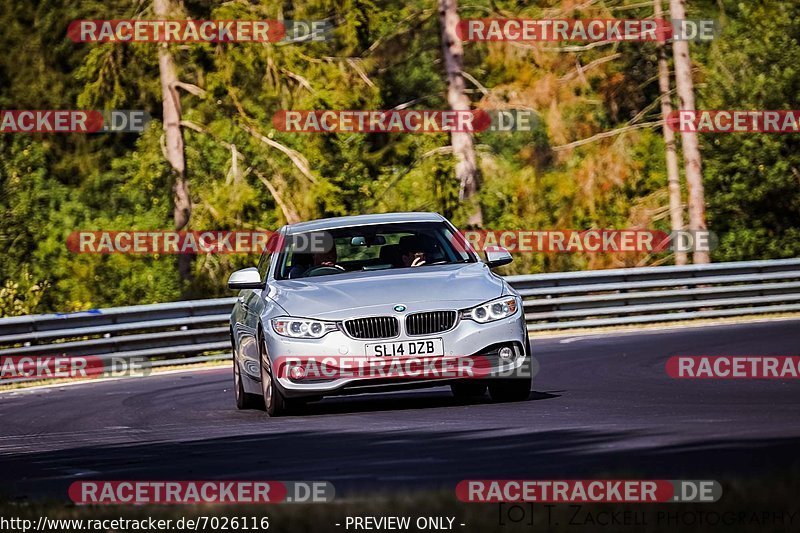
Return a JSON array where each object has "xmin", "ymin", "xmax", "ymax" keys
[{"xmin": 275, "ymin": 222, "xmax": 476, "ymax": 280}]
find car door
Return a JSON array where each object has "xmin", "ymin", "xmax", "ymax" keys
[
  {"xmin": 248, "ymin": 228, "xmax": 291, "ymax": 355},
  {"xmin": 233, "ymin": 233, "xmax": 275, "ymax": 362}
]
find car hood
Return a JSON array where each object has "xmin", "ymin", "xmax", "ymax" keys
[{"xmin": 270, "ymin": 263, "xmax": 505, "ymax": 319}]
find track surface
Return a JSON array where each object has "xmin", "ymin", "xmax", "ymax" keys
[{"xmin": 1, "ymin": 319, "xmax": 799, "ymax": 500}]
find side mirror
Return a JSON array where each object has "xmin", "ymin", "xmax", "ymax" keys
[
  {"xmin": 227, "ymin": 267, "xmax": 263, "ymax": 289},
  {"xmin": 484, "ymin": 247, "xmax": 513, "ymax": 268}
]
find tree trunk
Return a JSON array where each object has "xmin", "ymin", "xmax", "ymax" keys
[
  {"xmin": 669, "ymin": 0, "xmax": 710, "ymax": 264},
  {"xmin": 437, "ymin": 0, "xmax": 483, "ymax": 227},
  {"xmin": 154, "ymin": 0, "xmax": 192, "ymax": 279},
  {"xmin": 654, "ymin": 0, "xmax": 687, "ymax": 265}
]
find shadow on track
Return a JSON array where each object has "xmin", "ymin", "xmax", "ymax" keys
[{"xmin": 3, "ymin": 425, "xmax": 800, "ymax": 501}]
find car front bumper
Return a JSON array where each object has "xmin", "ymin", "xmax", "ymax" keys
[{"xmin": 256, "ymin": 312, "xmax": 529, "ymax": 398}]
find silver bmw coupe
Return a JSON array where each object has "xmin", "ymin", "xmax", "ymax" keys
[{"xmin": 228, "ymin": 212, "xmax": 531, "ymax": 416}]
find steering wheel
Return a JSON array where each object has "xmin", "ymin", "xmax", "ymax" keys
[{"xmin": 305, "ymin": 265, "xmax": 346, "ymax": 277}]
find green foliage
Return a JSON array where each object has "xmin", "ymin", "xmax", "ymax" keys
[
  {"xmin": 699, "ymin": 0, "xmax": 800, "ymax": 260},
  {"xmin": 0, "ymin": 266, "xmax": 49, "ymax": 316},
  {"xmin": 0, "ymin": 0, "xmax": 798, "ymax": 316}
]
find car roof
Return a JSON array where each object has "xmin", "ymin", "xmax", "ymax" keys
[{"xmin": 284, "ymin": 212, "xmax": 446, "ymax": 234}]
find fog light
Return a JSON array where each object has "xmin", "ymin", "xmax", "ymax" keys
[
  {"xmin": 289, "ymin": 366, "xmax": 306, "ymax": 380},
  {"xmin": 498, "ymin": 346, "xmax": 514, "ymax": 360}
]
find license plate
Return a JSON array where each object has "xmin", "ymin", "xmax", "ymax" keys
[{"xmin": 366, "ymin": 338, "xmax": 444, "ymax": 358}]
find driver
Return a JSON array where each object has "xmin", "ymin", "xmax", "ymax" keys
[
  {"xmin": 286, "ymin": 247, "xmax": 344, "ymax": 278},
  {"xmin": 399, "ymin": 236, "xmax": 426, "ymax": 267}
]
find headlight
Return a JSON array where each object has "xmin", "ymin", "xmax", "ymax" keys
[
  {"xmin": 461, "ymin": 297, "xmax": 519, "ymax": 323},
  {"xmin": 271, "ymin": 317, "xmax": 338, "ymax": 338}
]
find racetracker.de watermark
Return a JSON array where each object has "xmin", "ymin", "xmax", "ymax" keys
[
  {"xmin": 67, "ymin": 230, "xmax": 283, "ymax": 254},
  {"xmin": 455, "ymin": 230, "xmax": 716, "ymax": 254},
  {"xmin": 458, "ymin": 480, "xmax": 722, "ymax": 503},
  {"xmin": 668, "ymin": 110, "xmax": 800, "ymax": 133},
  {"xmin": 67, "ymin": 20, "xmax": 332, "ymax": 43},
  {"xmin": 0, "ymin": 356, "xmax": 150, "ymax": 382},
  {"xmin": 273, "ymin": 354, "xmax": 536, "ymax": 381},
  {"xmin": 273, "ymin": 109, "xmax": 537, "ymax": 133},
  {"xmin": 457, "ymin": 19, "xmax": 719, "ymax": 42},
  {"xmin": 68, "ymin": 480, "xmax": 335, "ymax": 504},
  {"xmin": 0, "ymin": 110, "xmax": 150, "ymax": 133},
  {"xmin": 666, "ymin": 356, "xmax": 800, "ymax": 379}
]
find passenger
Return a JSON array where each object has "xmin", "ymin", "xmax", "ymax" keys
[{"xmin": 314, "ymin": 246, "xmax": 340, "ymax": 268}]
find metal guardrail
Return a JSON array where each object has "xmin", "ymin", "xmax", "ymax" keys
[
  {"xmin": 1, "ymin": 258, "xmax": 799, "ymax": 381},
  {"xmin": 507, "ymin": 258, "xmax": 800, "ymax": 330}
]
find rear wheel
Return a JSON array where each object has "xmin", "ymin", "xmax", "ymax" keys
[
  {"xmin": 450, "ymin": 382, "xmax": 487, "ymax": 400},
  {"xmin": 259, "ymin": 333, "xmax": 289, "ymax": 417}
]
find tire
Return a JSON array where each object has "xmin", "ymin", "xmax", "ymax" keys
[
  {"xmin": 450, "ymin": 382, "xmax": 487, "ymax": 400},
  {"xmin": 259, "ymin": 332, "xmax": 289, "ymax": 417}
]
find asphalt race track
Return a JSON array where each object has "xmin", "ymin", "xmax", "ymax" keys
[{"xmin": 1, "ymin": 319, "xmax": 799, "ymax": 501}]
